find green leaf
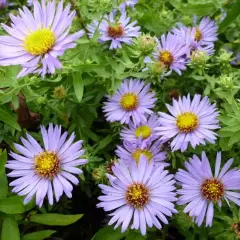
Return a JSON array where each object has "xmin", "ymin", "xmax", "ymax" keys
[
  {"xmin": 219, "ymin": 0, "xmax": 240, "ymax": 32},
  {"xmin": 0, "ymin": 150, "xmax": 8, "ymax": 199},
  {"xmin": 22, "ymin": 230, "xmax": 56, "ymax": 240},
  {"xmin": 228, "ymin": 130, "xmax": 240, "ymax": 146},
  {"xmin": 0, "ymin": 107, "xmax": 21, "ymax": 131},
  {"xmin": 126, "ymin": 231, "xmax": 146, "ymax": 240},
  {"xmin": 169, "ymin": 0, "xmax": 216, "ymax": 16},
  {"xmin": 72, "ymin": 72, "xmax": 84, "ymax": 102},
  {"xmin": 30, "ymin": 214, "xmax": 83, "ymax": 226},
  {"xmin": 93, "ymin": 135, "xmax": 113, "ymax": 154},
  {"xmin": 0, "ymin": 196, "xmax": 25, "ymax": 214},
  {"xmin": 1, "ymin": 217, "xmax": 20, "ymax": 240},
  {"xmin": 91, "ymin": 226, "xmax": 126, "ymax": 240}
]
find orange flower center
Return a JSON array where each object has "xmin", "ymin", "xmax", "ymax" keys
[
  {"xmin": 201, "ymin": 178, "xmax": 224, "ymax": 201},
  {"xmin": 107, "ymin": 24, "xmax": 124, "ymax": 38}
]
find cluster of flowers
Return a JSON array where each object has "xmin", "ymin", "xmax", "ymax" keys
[
  {"xmin": 0, "ymin": 0, "xmax": 239, "ymax": 237},
  {"xmin": 97, "ymin": 79, "xmax": 240, "ymax": 235}
]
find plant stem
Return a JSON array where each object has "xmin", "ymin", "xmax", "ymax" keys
[{"xmin": 70, "ymin": 0, "xmax": 89, "ymax": 38}]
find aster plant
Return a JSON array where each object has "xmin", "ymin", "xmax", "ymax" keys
[
  {"xmin": 156, "ymin": 94, "xmax": 220, "ymax": 152},
  {"xmin": 103, "ymin": 79, "xmax": 157, "ymax": 125},
  {"xmin": 6, "ymin": 124, "xmax": 87, "ymax": 207},
  {"xmin": 87, "ymin": 10, "xmax": 141, "ymax": 49},
  {"xmin": 97, "ymin": 156, "xmax": 177, "ymax": 235},
  {"xmin": 176, "ymin": 151, "xmax": 240, "ymax": 227},
  {"xmin": 0, "ymin": 0, "xmax": 84, "ymax": 78}
]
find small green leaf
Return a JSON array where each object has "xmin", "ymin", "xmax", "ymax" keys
[
  {"xmin": 0, "ymin": 196, "xmax": 25, "ymax": 214},
  {"xmin": 22, "ymin": 230, "xmax": 56, "ymax": 240},
  {"xmin": 91, "ymin": 226, "xmax": 126, "ymax": 240},
  {"xmin": 30, "ymin": 214, "xmax": 83, "ymax": 226},
  {"xmin": 72, "ymin": 72, "xmax": 84, "ymax": 102},
  {"xmin": 93, "ymin": 135, "xmax": 113, "ymax": 154},
  {"xmin": 0, "ymin": 107, "xmax": 21, "ymax": 131},
  {"xmin": 228, "ymin": 130, "xmax": 240, "ymax": 146},
  {"xmin": 1, "ymin": 217, "xmax": 20, "ymax": 240},
  {"xmin": 219, "ymin": 0, "xmax": 240, "ymax": 32}
]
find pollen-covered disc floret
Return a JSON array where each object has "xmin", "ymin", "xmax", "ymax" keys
[
  {"xmin": 120, "ymin": 93, "xmax": 138, "ymax": 111},
  {"xmin": 6, "ymin": 124, "xmax": 87, "ymax": 207},
  {"xmin": 116, "ymin": 139, "xmax": 167, "ymax": 167},
  {"xmin": 107, "ymin": 24, "xmax": 124, "ymax": 38},
  {"xmin": 126, "ymin": 183, "xmax": 149, "ymax": 209},
  {"xmin": 176, "ymin": 112, "xmax": 199, "ymax": 132},
  {"xmin": 159, "ymin": 50, "xmax": 174, "ymax": 66},
  {"xmin": 131, "ymin": 149, "xmax": 152, "ymax": 164},
  {"xmin": 152, "ymin": 33, "xmax": 188, "ymax": 76},
  {"xmin": 34, "ymin": 151, "xmax": 60, "ymax": 179},
  {"xmin": 24, "ymin": 29, "xmax": 56, "ymax": 56},
  {"xmin": 201, "ymin": 179, "xmax": 224, "ymax": 201},
  {"xmin": 120, "ymin": 114, "xmax": 160, "ymax": 145},
  {"xmin": 0, "ymin": 0, "xmax": 84, "ymax": 78},
  {"xmin": 176, "ymin": 151, "xmax": 240, "ymax": 227},
  {"xmin": 87, "ymin": 10, "xmax": 141, "ymax": 49},
  {"xmin": 103, "ymin": 79, "xmax": 157, "ymax": 125},
  {"xmin": 156, "ymin": 94, "xmax": 220, "ymax": 152},
  {"xmin": 97, "ymin": 156, "xmax": 177, "ymax": 235}
]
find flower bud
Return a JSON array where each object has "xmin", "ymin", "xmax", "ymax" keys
[
  {"xmin": 135, "ymin": 34, "xmax": 157, "ymax": 55},
  {"xmin": 190, "ymin": 50, "xmax": 208, "ymax": 65},
  {"xmin": 92, "ymin": 166, "xmax": 106, "ymax": 183},
  {"xmin": 53, "ymin": 85, "xmax": 67, "ymax": 99}
]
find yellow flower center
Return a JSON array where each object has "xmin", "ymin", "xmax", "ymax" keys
[
  {"xmin": 201, "ymin": 179, "xmax": 224, "ymax": 201},
  {"xmin": 135, "ymin": 125, "xmax": 152, "ymax": 139},
  {"xmin": 120, "ymin": 93, "xmax": 138, "ymax": 111},
  {"xmin": 24, "ymin": 28, "xmax": 56, "ymax": 56},
  {"xmin": 159, "ymin": 50, "xmax": 174, "ymax": 66},
  {"xmin": 126, "ymin": 183, "xmax": 149, "ymax": 209},
  {"xmin": 34, "ymin": 151, "xmax": 60, "ymax": 179},
  {"xmin": 107, "ymin": 24, "xmax": 124, "ymax": 38},
  {"xmin": 176, "ymin": 112, "xmax": 199, "ymax": 132},
  {"xmin": 132, "ymin": 149, "xmax": 152, "ymax": 164},
  {"xmin": 195, "ymin": 28, "xmax": 202, "ymax": 42}
]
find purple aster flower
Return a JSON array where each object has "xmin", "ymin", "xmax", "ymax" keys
[
  {"xmin": 176, "ymin": 151, "xmax": 240, "ymax": 227},
  {"xmin": 6, "ymin": 124, "xmax": 87, "ymax": 207},
  {"xmin": 0, "ymin": 0, "xmax": 7, "ymax": 8},
  {"xmin": 116, "ymin": 139, "xmax": 167, "ymax": 167},
  {"xmin": 155, "ymin": 94, "xmax": 220, "ymax": 152},
  {"xmin": 172, "ymin": 25, "xmax": 214, "ymax": 56},
  {"xmin": 87, "ymin": 10, "xmax": 141, "ymax": 49},
  {"xmin": 0, "ymin": 0, "xmax": 84, "ymax": 78},
  {"xmin": 119, "ymin": 0, "xmax": 138, "ymax": 11},
  {"xmin": 120, "ymin": 113, "xmax": 160, "ymax": 146},
  {"xmin": 153, "ymin": 33, "xmax": 189, "ymax": 76},
  {"xmin": 103, "ymin": 79, "xmax": 157, "ymax": 125},
  {"xmin": 97, "ymin": 155, "xmax": 177, "ymax": 235},
  {"xmin": 193, "ymin": 17, "xmax": 218, "ymax": 47}
]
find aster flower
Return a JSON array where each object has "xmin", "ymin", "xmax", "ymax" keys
[
  {"xmin": 153, "ymin": 33, "xmax": 189, "ymax": 76},
  {"xmin": 119, "ymin": 0, "xmax": 138, "ymax": 11},
  {"xmin": 6, "ymin": 124, "xmax": 87, "ymax": 207},
  {"xmin": 155, "ymin": 94, "xmax": 219, "ymax": 152},
  {"xmin": 120, "ymin": 113, "xmax": 160, "ymax": 145},
  {"xmin": 116, "ymin": 139, "xmax": 167, "ymax": 167},
  {"xmin": 0, "ymin": 0, "xmax": 7, "ymax": 8},
  {"xmin": 176, "ymin": 151, "xmax": 240, "ymax": 227},
  {"xmin": 103, "ymin": 79, "xmax": 157, "ymax": 125},
  {"xmin": 193, "ymin": 17, "xmax": 218, "ymax": 47},
  {"xmin": 0, "ymin": 0, "xmax": 84, "ymax": 78},
  {"xmin": 87, "ymin": 10, "xmax": 141, "ymax": 49},
  {"xmin": 172, "ymin": 25, "xmax": 214, "ymax": 56},
  {"xmin": 97, "ymin": 155, "xmax": 177, "ymax": 235}
]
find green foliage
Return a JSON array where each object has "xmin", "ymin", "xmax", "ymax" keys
[
  {"xmin": 1, "ymin": 217, "xmax": 20, "ymax": 240},
  {"xmin": 22, "ymin": 230, "xmax": 56, "ymax": 240},
  {"xmin": 29, "ymin": 214, "xmax": 83, "ymax": 226}
]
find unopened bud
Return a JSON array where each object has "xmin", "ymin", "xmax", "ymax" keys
[{"xmin": 53, "ymin": 85, "xmax": 67, "ymax": 99}]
